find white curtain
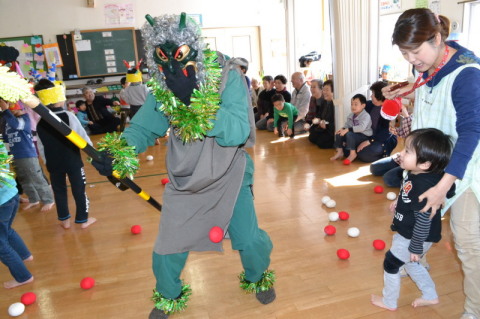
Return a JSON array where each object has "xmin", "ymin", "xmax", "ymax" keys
[{"xmin": 329, "ymin": 0, "xmax": 378, "ymax": 128}]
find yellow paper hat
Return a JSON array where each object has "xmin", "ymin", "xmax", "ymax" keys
[
  {"xmin": 124, "ymin": 59, "xmax": 143, "ymax": 83},
  {"xmin": 36, "ymin": 81, "xmax": 66, "ymax": 105},
  {"xmin": 126, "ymin": 71, "xmax": 142, "ymax": 83}
]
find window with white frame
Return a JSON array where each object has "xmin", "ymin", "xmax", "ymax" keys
[
  {"xmin": 378, "ymin": 13, "xmax": 411, "ymax": 82},
  {"xmin": 463, "ymin": 1, "xmax": 480, "ymax": 55}
]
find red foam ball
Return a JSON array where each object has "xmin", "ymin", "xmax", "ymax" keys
[
  {"xmin": 80, "ymin": 277, "xmax": 95, "ymax": 290},
  {"xmin": 337, "ymin": 248, "xmax": 350, "ymax": 260},
  {"xmin": 343, "ymin": 159, "xmax": 351, "ymax": 165},
  {"xmin": 374, "ymin": 185, "xmax": 384, "ymax": 194},
  {"xmin": 324, "ymin": 225, "xmax": 336, "ymax": 235},
  {"xmin": 161, "ymin": 178, "xmax": 169, "ymax": 185},
  {"xmin": 209, "ymin": 226, "xmax": 224, "ymax": 243},
  {"xmin": 338, "ymin": 211, "xmax": 350, "ymax": 220},
  {"xmin": 131, "ymin": 225, "xmax": 142, "ymax": 234},
  {"xmin": 20, "ymin": 292, "xmax": 36, "ymax": 306},
  {"xmin": 373, "ymin": 239, "xmax": 386, "ymax": 250}
]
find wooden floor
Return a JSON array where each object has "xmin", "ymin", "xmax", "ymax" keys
[{"xmin": 1, "ymin": 130, "xmax": 466, "ymax": 319}]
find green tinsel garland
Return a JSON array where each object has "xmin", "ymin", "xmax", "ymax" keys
[
  {"xmin": 149, "ymin": 49, "xmax": 222, "ymax": 143},
  {"xmin": 239, "ymin": 269, "xmax": 276, "ymax": 293},
  {"xmin": 152, "ymin": 283, "xmax": 192, "ymax": 315},
  {"xmin": 0, "ymin": 148, "xmax": 14, "ymax": 187},
  {"xmin": 96, "ymin": 132, "xmax": 139, "ymax": 179}
]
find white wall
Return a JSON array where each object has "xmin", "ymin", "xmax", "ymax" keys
[
  {"xmin": 400, "ymin": 0, "xmax": 465, "ymax": 31},
  {"xmin": 0, "ymin": 0, "xmax": 288, "ymax": 81}
]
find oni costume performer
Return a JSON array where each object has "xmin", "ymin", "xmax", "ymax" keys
[{"xmin": 94, "ymin": 13, "xmax": 275, "ymax": 319}]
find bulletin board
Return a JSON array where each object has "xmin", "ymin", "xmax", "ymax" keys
[
  {"xmin": 0, "ymin": 35, "xmax": 47, "ymax": 78},
  {"xmin": 72, "ymin": 27, "xmax": 138, "ymax": 78}
]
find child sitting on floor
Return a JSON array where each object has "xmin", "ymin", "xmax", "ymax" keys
[{"xmin": 330, "ymin": 94, "xmax": 372, "ymax": 162}]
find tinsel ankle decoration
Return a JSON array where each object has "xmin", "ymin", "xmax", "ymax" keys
[
  {"xmin": 151, "ymin": 283, "xmax": 192, "ymax": 315},
  {"xmin": 239, "ymin": 269, "xmax": 275, "ymax": 294}
]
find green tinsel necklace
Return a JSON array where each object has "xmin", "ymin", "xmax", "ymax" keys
[{"xmin": 149, "ymin": 49, "xmax": 222, "ymax": 143}]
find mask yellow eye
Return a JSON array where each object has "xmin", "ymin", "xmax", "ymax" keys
[
  {"xmin": 155, "ymin": 47, "xmax": 169, "ymax": 62},
  {"xmin": 174, "ymin": 45, "xmax": 190, "ymax": 61}
]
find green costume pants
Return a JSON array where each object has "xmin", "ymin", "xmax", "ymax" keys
[{"xmin": 152, "ymin": 154, "xmax": 273, "ymax": 299}]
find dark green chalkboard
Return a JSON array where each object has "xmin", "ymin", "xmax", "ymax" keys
[
  {"xmin": 72, "ymin": 28, "xmax": 138, "ymax": 78},
  {"xmin": 0, "ymin": 35, "xmax": 46, "ymax": 78}
]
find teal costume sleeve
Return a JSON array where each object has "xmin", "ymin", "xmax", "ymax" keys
[
  {"xmin": 122, "ymin": 93, "xmax": 170, "ymax": 154},
  {"xmin": 206, "ymin": 69, "xmax": 250, "ymax": 146}
]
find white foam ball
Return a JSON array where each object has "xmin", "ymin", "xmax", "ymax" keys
[
  {"xmin": 321, "ymin": 196, "xmax": 331, "ymax": 204},
  {"xmin": 328, "ymin": 212, "xmax": 339, "ymax": 222},
  {"xmin": 386, "ymin": 192, "xmax": 397, "ymax": 200},
  {"xmin": 312, "ymin": 118, "xmax": 320, "ymax": 125},
  {"xmin": 146, "ymin": 155, "xmax": 154, "ymax": 161},
  {"xmin": 8, "ymin": 302, "xmax": 25, "ymax": 317},
  {"xmin": 326, "ymin": 199, "xmax": 336, "ymax": 208},
  {"xmin": 347, "ymin": 227, "xmax": 360, "ymax": 238}
]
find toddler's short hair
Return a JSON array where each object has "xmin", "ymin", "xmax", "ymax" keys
[
  {"xmin": 407, "ymin": 128, "xmax": 453, "ymax": 174},
  {"xmin": 75, "ymin": 100, "xmax": 86, "ymax": 108}
]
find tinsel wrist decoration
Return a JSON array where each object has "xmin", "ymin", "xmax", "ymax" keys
[
  {"xmin": 96, "ymin": 132, "xmax": 139, "ymax": 179},
  {"xmin": 150, "ymin": 49, "xmax": 222, "ymax": 143},
  {"xmin": 0, "ymin": 65, "xmax": 33, "ymax": 103},
  {"xmin": 0, "ymin": 149, "xmax": 14, "ymax": 187},
  {"xmin": 239, "ymin": 269, "xmax": 276, "ymax": 293},
  {"xmin": 152, "ymin": 283, "xmax": 192, "ymax": 315}
]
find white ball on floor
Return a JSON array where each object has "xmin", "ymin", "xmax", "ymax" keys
[
  {"xmin": 8, "ymin": 302, "xmax": 25, "ymax": 317},
  {"xmin": 326, "ymin": 199, "xmax": 336, "ymax": 208},
  {"xmin": 321, "ymin": 196, "xmax": 331, "ymax": 204},
  {"xmin": 347, "ymin": 227, "xmax": 360, "ymax": 238},
  {"xmin": 146, "ymin": 155, "xmax": 154, "ymax": 161},
  {"xmin": 312, "ymin": 118, "xmax": 320, "ymax": 124},
  {"xmin": 328, "ymin": 212, "xmax": 339, "ymax": 221},
  {"xmin": 386, "ymin": 192, "xmax": 397, "ymax": 200},
  {"xmin": 303, "ymin": 123, "xmax": 311, "ymax": 131}
]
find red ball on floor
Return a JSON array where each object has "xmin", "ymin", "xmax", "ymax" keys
[
  {"xmin": 337, "ymin": 249, "xmax": 350, "ymax": 260},
  {"xmin": 373, "ymin": 239, "xmax": 386, "ymax": 250},
  {"xmin": 161, "ymin": 178, "xmax": 169, "ymax": 185},
  {"xmin": 20, "ymin": 292, "xmax": 36, "ymax": 305},
  {"xmin": 80, "ymin": 277, "xmax": 95, "ymax": 290},
  {"xmin": 374, "ymin": 185, "xmax": 384, "ymax": 194},
  {"xmin": 343, "ymin": 159, "xmax": 351, "ymax": 165},
  {"xmin": 338, "ymin": 211, "xmax": 350, "ymax": 220},
  {"xmin": 131, "ymin": 225, "xmax": 142, "ymax": 234},
  {"xmin": 324, "ymin": 225, "xmax": 336, "ymax": 235}
]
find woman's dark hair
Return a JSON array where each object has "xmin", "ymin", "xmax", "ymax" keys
[
  {"xmin": 352, "ymin": 93, "xmax": 367, "ymax": 105},
  {"xmin": 392, "ymin": 8, "xmax": 450, "ymax": 50},
  {"xmin": 323, "ymin": 79, "xmax": 334, "ymax": 93},
  {"xmin": 75, "ymin": 100, "xmax": 86, "ymax": 108},
  {"xmin": 370, "ymin": 81, "xmax": 388, "ymax": 102},
  {"xmin": 271, "ymin": 93, "xmax": 285, "ymax": 103},
  {"xmin": 34, "ymin": 79, "xmax": 55, "ymax": 91},
  {"xmin": 407, "ymin": 128, "xmax": 453, "ymax": 174},
  {"xmin": 274, "ymin": 75, "xmax": 287, "ymax": 85}
]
